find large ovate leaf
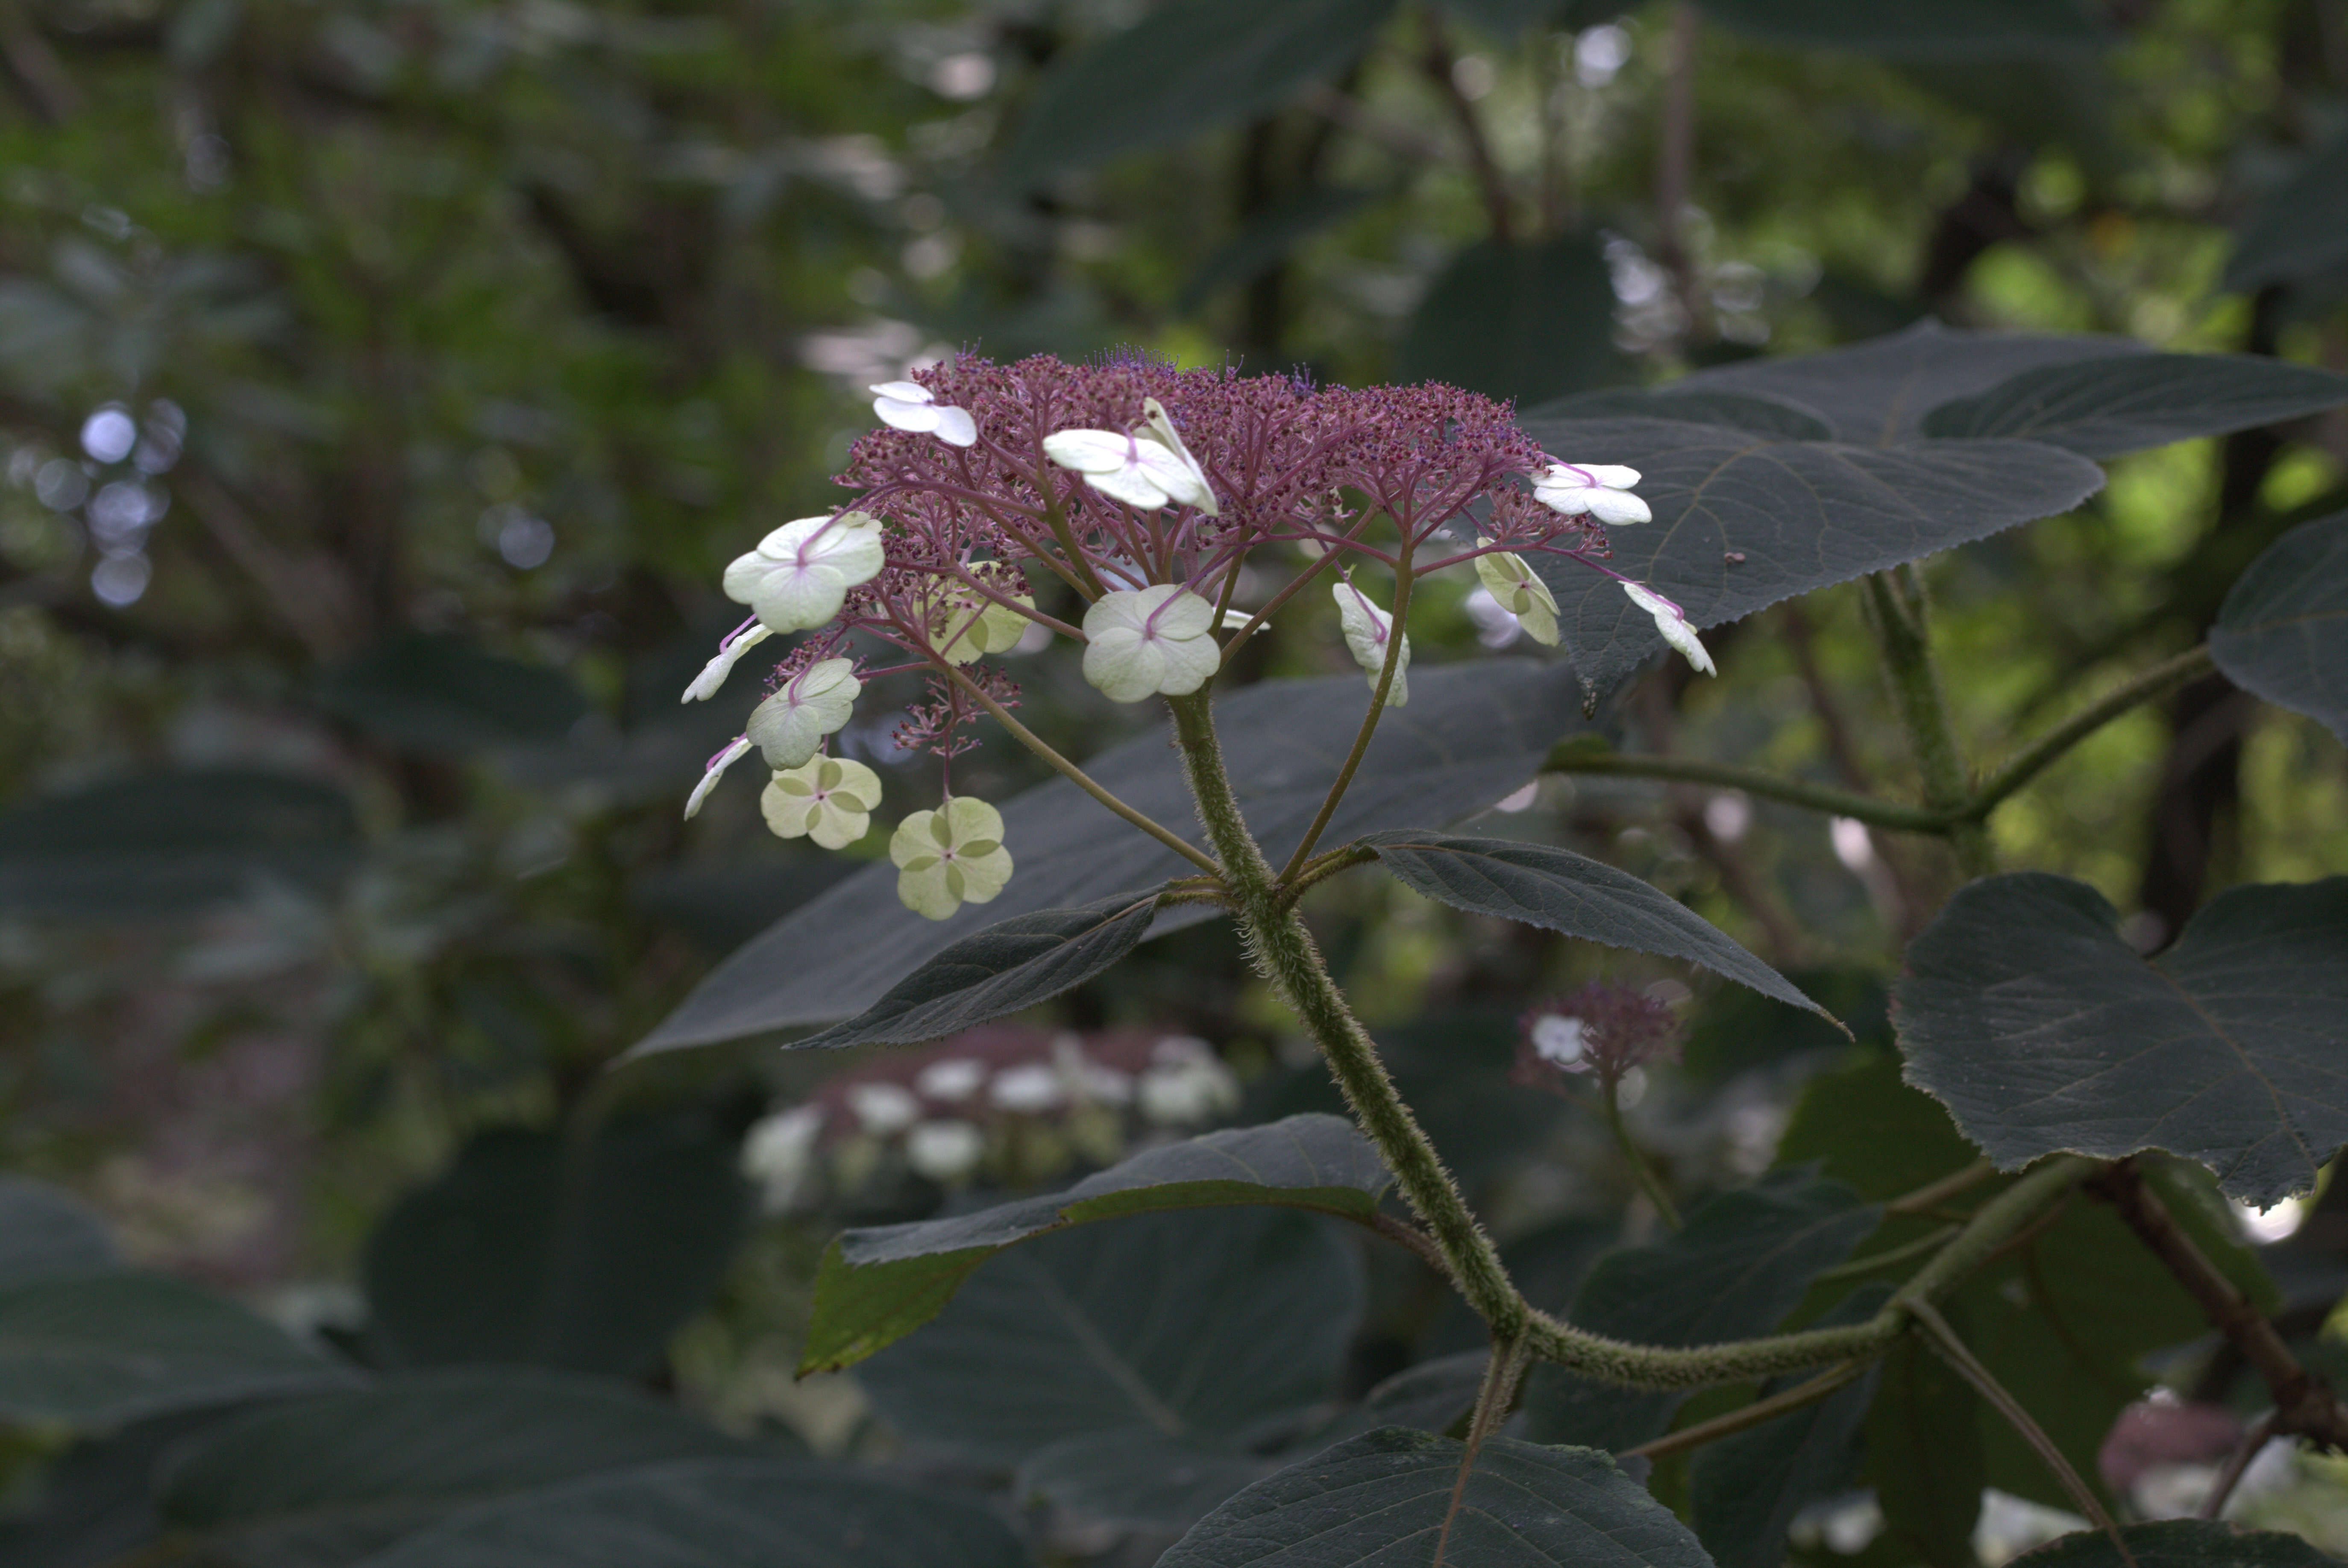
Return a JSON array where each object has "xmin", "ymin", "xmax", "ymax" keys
[
  {"xmin": 1396, "ymin": 232, "xmax": 1625, "ymax": 407},
  {"xmin": 2013, "ymin": 1519, "xmax": 2344, "ymax": 1568},
  {"xmin": 2225, "ymin": 129, "xmax": 2348, "ymax": 293},
  {"xmin": 2212, "ymin": 508, "xmax": 2348, "ymax": 743},
  {"xmin": 1520, "ymin": 1170, "xmax": 1879, "ymax": 1449},
  {"xmin": 1537, "ymin": 385, "xmax": 1835, "ymax": 440},
  {"xmin": 155, "ymin": 1369, "xmax": 748, "ymax": 1568},
  {"xmin": 1359, "ymin": 831, "xmax": 1829, "ymax": 1018},
  {"xmin": 0, "ymin": 1177, "xmax": 119, "ymax": 1288},
  {"xmin": 0, "ymin": 1272, "xmax": 350, "ymax": 1428},
  {"xmin": 1157, "ymin": 1428, "xmax": 1713, "ymax": 1568},
  {"xmin": 0, "ymin": 769, "xmax": 358, "ymax": 919},
  {"xmin": 1003, "ymin": 0, "xmax": 1395, "ymax": 184},
  {"xmin": 1695, "ymin": 0, "xmax": 2102, "ymax": 55},
  {"xmin": 0, "ymin": 1409, "xmax": 229, "ymax": 1568},
  {"xmin": 805, "ymin": 1113, "xmax": 1388, "ymax": 1371},
  {"xmin": 361, "ymin": 1108, "xmax": 749, "ymax": 1376},
  {"xmin": 317, "ymin": 632, "xmax": 589, "ymax": 753},
  {"xmin": 1514, "ymin": 414, "xmax": 2103, "ymax": 694},
  {"xmin": 1919, "ymin": 352, "xmax": 2348, "ymax": 457},
  {"xmin": 792, "ymin": 888, "xmax": 1163, "ymax": 1052},
  {"xmin": 352, "ymin": 1458, "xmax": 1029, "ymax": 1568},
  {"xmin": 637, "ymin": 660, "xmax": 1589, "ymax": 1053},
  {"xmin": 1864, "ymin": 1320, "xmax": 1984, "ymax": 1568},
  {"xmin": 1017, "ymin": 1429, "xmax": 1283, "ymax": 1535},
  {"xmin": 1638, "ymin": 320, "xmax": 2147, "ymax": 446},
  {"xmin": 1894, "ymin": 872, "xmax": 2348, "ymax": 1205},
  {"xmin": 854, "ymin": 1206, "xmax": 1362, "ymax": 1465}
]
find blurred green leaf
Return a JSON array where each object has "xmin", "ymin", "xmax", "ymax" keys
[
  {"xmin": 317, "ymin": 633, "xmax": 589, "ymax": 753},
  {"xmin": 2012, "ymin": 1520, "xmax": 2345, "ymax": 1568},
  {"xmin": 1695, "ymin": 0, "xmax": 2103, "ymax": 56},
  {"xmin": 1177, "ymin": 186, "xmax": 1383, "ymax": 315},
  {"xmin": 1864, "ymin": 1318, "xmax": 1983, "ymax": 1568},
  {"xmin": 2227, "ymin": 131, "xmax": 2348, "ymax": 293},
  {"xmin": 2212, "ymin": 508, "xmax": 2348, "ymax": 743},
  {"xmin": 1397, "ymin": 232, "xmax": 1626, "ymax": 408},
  {"xmin": 0, "ymin": 1178, "xmax": 118, "ymax": 1289}
]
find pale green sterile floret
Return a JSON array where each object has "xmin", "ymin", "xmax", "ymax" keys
[
  {"xmin": 684, "ymin": 735, "xmax": 753, "ymax": 820},
  {"xmin": 681, "ymin": 623, "xmax": 773, "ymax": 703},
  {"xmin": 746, "ymin": 658, "xmax": 862, "ymax": 769},
  {"xmin": 1332, "ymin": 579, "xmax": 1410, "ymax": 706},
  {"xmin": 1081, "ymin": 585, "xmax": 1221, "ymax": 702},
  {"xmin": 1473, "ymin": 540, "xmax": 1560, "ymax": 647},
  {"xmin": 761, "ymin": 754, "xmax": 883, "ymax": 850},
  {"xmin": 890, "ymin": 796, "xmax": 1014, "ymax": 920},
  {"xmin": 1623, "ymin": 581, "xmax": 1716, "ymax": 676},
  {"xmin": 930, "ymin": 590, "xmax": 1035, "ymax": 664},
  {"xmin": 722, "ymin": 511, "xmax": 886, "ymax": 634}
]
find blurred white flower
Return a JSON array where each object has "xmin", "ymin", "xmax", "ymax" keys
[
  {"xmin": 741, "ymin": 1105, "xmax": 825, "ymax": 1211},
  {"xmin": 915, "ymin": 1058, "xmax": 986, "ymax": 1101},
  {"xmin": 990, "ymin": 1062, "xmax": 1064, "ymax": 1113},
  {"xmin": 906, "ymin": 1119, "xmax": 985, "ymax": 1181},
  {"xmin": 1136, "ymin": 1037, "xmax": 1239, "ymax": 1125},
  {"xmin": 847, "ymin": 1081, "xmax": 920, "ymax": 1135}
]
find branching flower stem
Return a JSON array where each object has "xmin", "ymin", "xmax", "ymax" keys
[
  {"xmin": 1961, "ymin": 644, "xmax": 2215, "ymax": 822},
  {"xmin": 1280, "ymin": 551, "xmax": 1416, "ymax": 881},
  {"xmin": 1603, "ymin": 1078, "xmax": 1681, "ymax": 1229}
]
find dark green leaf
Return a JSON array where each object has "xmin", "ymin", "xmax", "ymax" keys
[
  {"xmin": 0, "ymin": 1409, "xmax": 229, "ymax": 1568},
  {"xmin": 855, "ymin": 1207, "xmax": 1362, "ymax": 1465},
  {"xmin": 1919, "ymin": 352, "xmax": 2348, "ymax": 457},
  {"xmin": 1691, "ymin": 1287, "xmax": 1889, "ymax": 1568},
  {"xmin": 805, "ymin": 1113, "xmax": 1388, "ymax": 1371},
  {"xmin": 155, "ymin": 1369, "xmax": 748, "ymax": 1568},
  {"xmin": 1638, "ymin": 320, "xmax": 2147, "ymax": 447},
  {"xmin": 1359, "ymin": 831, "xmax": 1830, "ymax": 1018},
  {"xmin": 2012, "ymin": 1519, "xmax": 2344, "ymax": 1568},
  {"xmin": 637, "ymin": 660, "xmax": 1590, "ymax": 1053},
  {"xmin": 0, "ymin": 1273, "xmax": 349, "ymax": 1428},
  {"xmin": 1177, "ymin": 186, "xmax": 1383, "ymax": 315},
  {"xmin": 2227, "ymin": 130, "xmax": 2348, "ymax": 292},
  {"xmin": 1003, "ymin": 0, "xmax": 1397, "ymax": 185},
  {"xmin": 1520, "ymin": 1171, "xmax": 1879, "ymax": 1448},
  {"xmin": 2212, "ymin": 508, "xmax": 2348, "ymax": 743},
  {"xmin": 1397, "ymin": 232, "xmax": 1626, "ymax": 407},
  {"xmin": 1158, "ymin": 1428, "xmax": 1713, "ymax": 1568},
  {"xmin": 0, "ymin": 1177, "xmax": 118, "ymax": 1289},
  {"xmin": 362, "ymin": 1108, "xmax": 749, "ymax": 1376},
  {"xmin": 316, "ymin": 632, "xmax": 589, "ymax": 753},
  {"xmin": 1513, "ymin": 414, "xmax": 2103, "ymax": 695},
  {"xmin": 1536, "ymin": 385, "xmax": 1835, "ymax": 440},
  {"xmin": 793, "ymin": 888, "xmax": 1163, "ymax": 1052},
  {"xmin": 352, "ymin": 1458, "xmax": 1029, "ymax": 1568},
  {"xmin": 1359, "ymin": 1350, "xmax": 1488, "ymax": 1435},
  {"xmin": 1864, "ymin": 1318, "xmax": 1984, "ymax": 1568},
  {"xmin": 0, "ymin": 770, "xmax": 358, "ymax": 919},
  {"xmin": 1894, "ymin": 872, "xmax": 2348, "ymax": 1205},
  {"xmin": 1017, "ymin": 1429, "xmax": 1280, "ymax": 1534},
  {"xmin": 1695, "ymin": 0, "xmax": 2103, "ymax": 55}
]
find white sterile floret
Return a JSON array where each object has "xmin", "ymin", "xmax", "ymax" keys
[
  {"xmin": 905, "ymin": 1119, "xmax": 984, "ymax": 1181},
  {"xmin": 681, "ymin": 623, "xmax": 772, "ymax": 703},
  {"xmin": 1332, "ymin": 580, "xmax": 1411, "ymax": 706},
  {"xmin": 930, "ymin": 590, "xmax": 1034, "ymax": 664},
  {"xmin": 1081, "ymin": 585, "xmax": 1221, "ymax": 702},
  {"xmin": 870, "ymin": 381, "xmax": 978, "ymax": 447},
  {"xmin": 722, "ymin": 512, "xmax": 886, "ymax": 634},
  {"xmin": 1534, "ymin": 461, "xmax": 1652, "ymax": 525},
  {"xmin": 1623, "ymin": 581, "xmax": 1717, "ymax": 676},
  {"xmin": 890, "ymin": 796, "xmax": 1014, "ymax": 920},
  {"xmin": 761, "ymin": 754, "xmax": 883, "ymax": 850},
  {"xmin": 847, "ymin": 1081, "xmax": 920, "ymax": 1135},
  {"xmin": 684, "ymin": 736, "xmax": 754, "ymax": 820},
  {"xmin": 746, "ymin": 658, "xmax": 862, "ymax": 769},
  {"xmin": 1529, "ymin": 1013, "xmax": 1588, "ymax": 1069},
  {"xmin": 1043, "ymin": 404, "xmax": 1218, "ymax": 514},
  {"xmin": 740, "ymin": 1104, "xmax": 824, "ymax": 1212},
  {"xmin": 1473, "ymin": 540, "xmax": 1561, "ymax": 647}
]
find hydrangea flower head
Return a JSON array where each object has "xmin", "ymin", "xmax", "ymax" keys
[{"xmin": 1512, "ymin": 982, "xmax": 1682, "ymax": 1095}]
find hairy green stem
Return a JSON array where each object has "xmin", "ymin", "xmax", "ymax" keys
[
  {"xmin": 1604, "ymin": 1078, "xmax": 1682, "ymax": 1230},
  {"xmin": 1964, "ymin": 644, "xmax": 2215, "ymax": 822},
  {"xmin": 1540, "ymin": 747, "xmax": 1950, "ymax": 834},
  {"xmin": 1865, "ymin": 566, "xmax": 1995, "ymax": 877},
  {"xmin": 1621, "ymin": 1360, "xmax": 1868, "ymax": 1462},
  {"xmin": 1810, "ymin": 1224, "xmax": 1961, "ymax": 1286}
]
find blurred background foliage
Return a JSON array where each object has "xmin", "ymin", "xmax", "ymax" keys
[{"xmin": 2, "ymin": 0, "xmax": 2348, "ymax": 1557}]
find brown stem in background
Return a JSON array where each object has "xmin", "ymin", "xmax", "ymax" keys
[
  {"xmin": 0, "ymin": 0, "xmax": 80, "ymax": 122},
  {"xmin": 1652, "ymin": 3, "xmax": 1703, "ymax": 335},
  {"xmin": 2200, "ymin": 1412, "xmax": 2278, "ymax": 1520},
  {"xmin": 1419, "ymin": 7, "xmax": 1513, "ymax": 244},
  {"xmin": 2088, "ymin": 1160, "xmax": 2348, "ymax": 1450}
]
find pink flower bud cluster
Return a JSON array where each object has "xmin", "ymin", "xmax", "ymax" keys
[{"xmin": 1511, "ymin": 981, "xmax": 1684, "ymax": 1095}]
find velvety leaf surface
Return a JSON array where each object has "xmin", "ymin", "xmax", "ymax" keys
[
  {"xmin": 0, "ymin": 1177, "xmax": 119, "ymax": 1288},
  {"xmin": 0, "ymin": 769, "xmax": 358, "ymax": 918},
  {"xmin": 637, "ymin": 660, "xmax": 1589, "ymax": 1052},
  {"xmin": 361, "ymin": 1108, "xmax": 749, "ymax": 1376},
  {"xmin": 1535, "ymin": 385, "xmax": 1835, "ymax": 440},
  {"xmin": 2211, "ymin": 508, "xmax": 2348, "ymax": 743},
  {"xmin": 1358, "ymin": 1351, "xmax": 1488, "ymax": 1436},
  {"xmin": 1016, "ymin": 1428, "xmax": 1282, "ymax": 1534},
  {"xmin": 1396, "ymin": 232, "xmax": 1625, "ymax": 407},
  {"xmin": 0, "ymin": 1272, "xmax": 349, "ymax": 1427},
  {"xmin": 854, "ymin": 1207, "xmax": 1362, "ymax": 1465},
  {"xmin": 1894, "ymin": 872, "xmax": 2348, "ymax": 1204},
  {"xmin": 1002, "ymin": 0, "xmax": 1394, "ymax": 183},
  {"xmin": 1865, "ymin": 1323, "xmax": 1984, "ymax": 1568},
  {"xmin": 2012, "ymin": 1520, "xmax": 2344, "ymax": 1568},
  {"xmin": 156, "ymin": 1369, "xmax": 749, "ymax": 1568},
  {"xmin": 352, "ymin": 1459, "xmax": 1028, "ymax": 1568},
  {"xmin": 1520, "ymin": 1170, "xmax": 1879, "ymax": 1448},
  {"xmin": 1360, "ymin": 831, "xmax": 1827, "ymax": 1016},
  {"xmin": 0, "ymin": 1409, "xmax": 228, "ymax": 1568},
  {"xmin": 1919, "ymin": 352, "xmax": 2348, "ymax": 456},
  {"xmin": 1694, "ymin": 0, "xmax": 2103, "ymax": 55},
  {"xmin": 793, "ymin": 888, "xmax": 1164, "ymax": 1051},
  {"xmin": 1513, "ymin": 413, "xmax": 2104, "ymax": 694},
  {"xmin": 806, "ymin": 1114, "xmax": 1388, "ymax": 1371},
  {"xmin": 316, "ymin": 632, "xmax": 589, "ymax": 752},
  {"xmin": 1157, "ymin": 1428, "xmax": 1712, "ymax": 1568},
  {"xmin": 1646, "ymin": 320, "xmax": 2147, "ymax": 447},
  {"xmin": 2226, "ymin": 128, "xmax": 2348, "ymax": 292}
]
